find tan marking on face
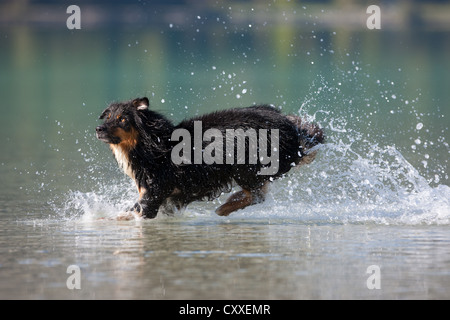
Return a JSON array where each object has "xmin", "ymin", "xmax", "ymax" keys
[
  {"xmin": 108, "ymin": 128, "xmax": 138, "ymax": 180},
  {"xmin": 113, "ymin": 127, "xmax": 139, "ymax": 152}
]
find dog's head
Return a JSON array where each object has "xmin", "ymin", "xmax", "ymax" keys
[{"xmin": 96, "ymin": 97, "xmax": 149, "ymax": 145}]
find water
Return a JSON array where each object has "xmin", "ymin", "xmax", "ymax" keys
[{"xmin": 1, "ymin": 3, "xmax": 449, "ymax": 299}]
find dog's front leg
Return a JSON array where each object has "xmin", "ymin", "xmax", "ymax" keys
[
  {"xmin": 131, "ymin": 188, "xmax": 170, "ymax": 219},
  {"xmin": 131, "ymin": 200, "xmax": 159, "ymax": 219}
]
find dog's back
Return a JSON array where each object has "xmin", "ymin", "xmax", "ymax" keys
[
  {"xmin": 171, "ymin": 105, "xmax": 324, "ymax": 215},
  {"xmin": 177, "ymin": 105, "xmax": 324, "ymax": 168}
]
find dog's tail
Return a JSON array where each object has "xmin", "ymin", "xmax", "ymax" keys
[{"xmin": 287, "ymin": 115, "xmax": 325, "ymax": 166}]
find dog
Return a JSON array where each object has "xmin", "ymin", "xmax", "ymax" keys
[{"xmin": 96, "ymin": 97, "xmax": 324, "ymax": 219}]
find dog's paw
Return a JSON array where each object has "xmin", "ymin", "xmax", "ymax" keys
[{"xmin": 116, "ymin": 210, "xmax": 142, "ymax": 221}]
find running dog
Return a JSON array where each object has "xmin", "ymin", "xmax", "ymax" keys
[{"xmin": 96, "ymin": 97, "xmax": 324, "ymax": 219}]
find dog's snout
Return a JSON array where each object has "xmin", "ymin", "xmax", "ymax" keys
[{"xmin": 96, "ymin": 124, "xmax": 110, "ymax": 142}]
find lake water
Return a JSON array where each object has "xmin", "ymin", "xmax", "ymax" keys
[{"xmin": 0, "ymin": 2, "xmax": 449, "ymax": 299}]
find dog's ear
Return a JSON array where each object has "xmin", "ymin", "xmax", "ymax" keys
[
  {"xmin": 99, "ymin": 108, "xmax": 108, "ymax": 120},
  {"xmin": 132, "ymin": 97, "xmax": 149, "ymax": 110}
]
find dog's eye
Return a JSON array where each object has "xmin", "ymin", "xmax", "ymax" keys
[
  {"xmin": 115, "ymin": 115, "xmax": 126, "ymax": 123},
  {"xmin": 107, "ymin": 113, "xmax": 111, "ymax": 120}
]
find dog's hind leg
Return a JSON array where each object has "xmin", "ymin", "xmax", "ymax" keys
[
  {"xmin": 215, "ymin": 190, "xmax": 252, "ymax": 216},
  {"xmin": 215, "ymin": 182, "xmax": 269, "ymax": 216}
]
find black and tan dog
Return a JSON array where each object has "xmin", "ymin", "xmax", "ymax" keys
[{"xmin": 96, "ymin": 97, "xmax": 324, "ymax": 219}]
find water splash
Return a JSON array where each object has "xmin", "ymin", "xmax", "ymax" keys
[
  {"xmin": 46, "ymin": 69, "xmax": 449, "ymax": 225},
  {"xmin": 263, "ymin": 141, "xmax": 450, "ymax": 225},
  {"xmin": 256, "ymin": 71, "xmax": 450, "ymax": 225},
  {"xmin": 55, "ymin": 117, "xmax": 449, "ymax": 225}
]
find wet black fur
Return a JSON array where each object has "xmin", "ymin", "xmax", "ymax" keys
[{"xmin": 96, "ymin": 97, "xmax": 324, "ymax": 219}]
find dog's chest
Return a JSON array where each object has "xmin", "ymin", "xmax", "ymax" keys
[{"xmin": 110, "ymin": 145, "xmax": 135, "ymax": 180}]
